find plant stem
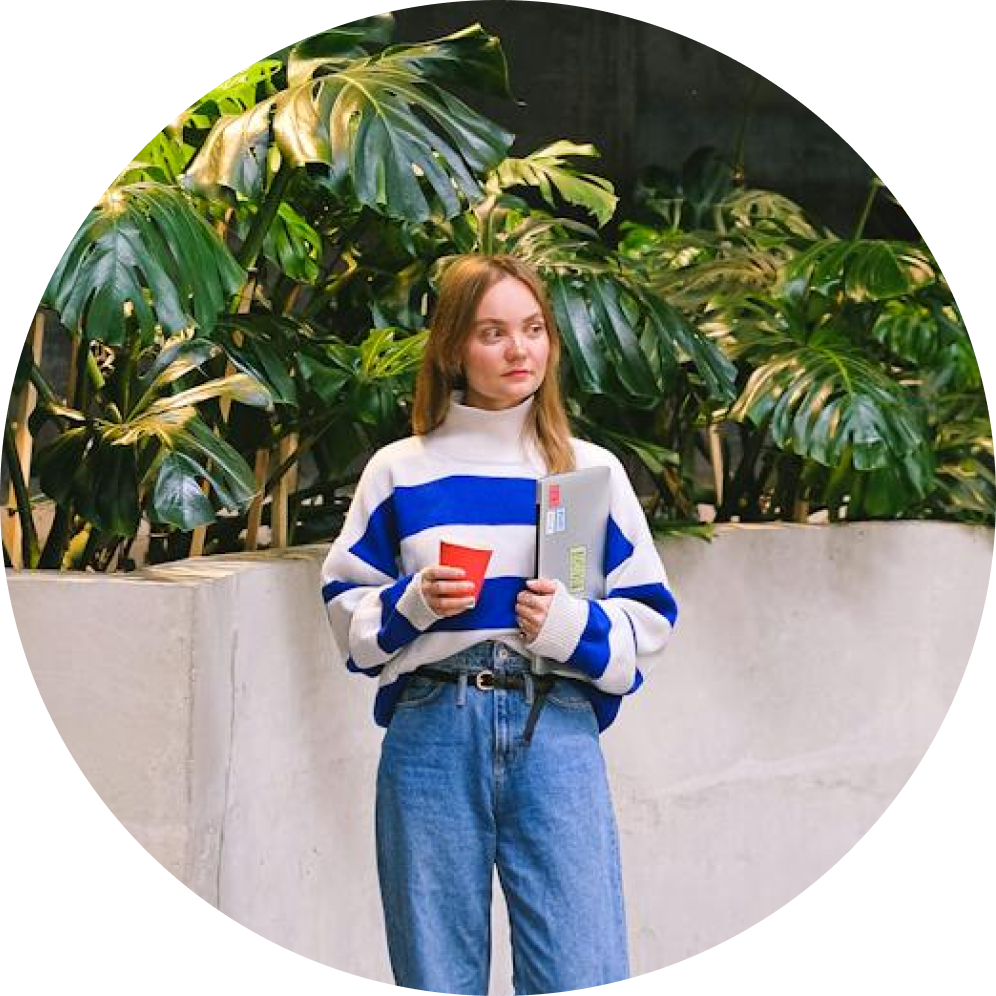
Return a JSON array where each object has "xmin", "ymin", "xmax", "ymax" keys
[
  {"xmin": 853, "ymin": 176, "xmax": 883, "ymax": 240},
  {"xmin": 719, "ymin": 421, "xmax": 767, "ymax": 520},
  {"xmin": 2, "ymin": 422, "xmax": 39, "ymax": 568},
  {"xmin": 37, "ymin": 503, "xmax": 72, "ymax": 570},
  {"xmin": 236, "ymin": 160, "xmax": 295, "ymax": 271},
  {"xmin": 732, "ymin": 74, "xmax": 763, "ymax": 185},
  {"xmin": 27, "ymin": 362, "xmax": 60, "ymax": 409}
]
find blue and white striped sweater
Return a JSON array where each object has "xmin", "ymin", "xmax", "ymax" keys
[{"xmin": 320, "ymin": 393, "xmax": 677, "ymax": 732}]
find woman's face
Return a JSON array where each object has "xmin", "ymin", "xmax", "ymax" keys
[{"xmin": 461, "ymin": 276, "xmax": 550, "ymax": 411}]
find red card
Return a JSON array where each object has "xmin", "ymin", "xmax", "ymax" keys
[{"xmin": 549, "ymin": 484, "xmax": 561, "ymax": 508}]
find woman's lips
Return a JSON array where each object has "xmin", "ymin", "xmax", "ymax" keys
[{"xmin": 503, "ymin": 370, "xmax": 531, "ymax": 377}]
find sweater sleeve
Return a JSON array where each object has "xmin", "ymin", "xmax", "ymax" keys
[
  {"xmin": 320, "ymin": 450, "xmax": 442, "ymax": 675},
  {"xmin": 524, "ymin": 453, "xmax": 678, "ymax": 695}
]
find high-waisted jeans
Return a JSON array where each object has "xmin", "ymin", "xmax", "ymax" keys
[{"xmin": 375, "ymin": 640, "xmax": 629, "ymax": 995}]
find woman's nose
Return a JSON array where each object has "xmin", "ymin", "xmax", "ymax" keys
[{"xmin": 506, "ymin": 334, "xmax": 527, "ymax": 357}]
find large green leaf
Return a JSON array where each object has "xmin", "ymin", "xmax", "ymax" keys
[
  {"xmin": 34, "ymin": 428, "xmax": 89, "ymax": 506},
  {"xmin": 33, "ymin": 339, "xmax": 267, "ymax": 533},
  {"xmin": 186, "ymin": 25, "xmax": 514, "ymax": 222},
  {"xmin": 151, "ymin": 452, "xmax": 216, "ymax": 529},
  {"xmin": 146, "ymin": 414, "xmax": 261, "ymax": 530},
  {"xmin": 490, "ymin": 142, "xmax": 618, "ymax": 227},
  {"xmin": 871, "ymin": 299, "xmax": 979, "ymax": 391},
  {"xmin": 161, "ymin": 370, "xmax": 271, "ymax": 412},
  {"xmin": 34, "ymin": 427, "xmax": 141, "ymax": 538},
  {"xmin": 585, "ymin": 275, "xmax": 659, "ymax": 399},
  {"xmin": 500, "ymin": 217, "xmax": 736, "ymax": 403},
  {"xmin": 212, "ymin": 313, "xmax": 323, "ymax": 407},
  {"xmin": 546, "ymin": 271, "xmax": 613, "ymax": 395},
  {"xmin": 43, "ymin": 183, "xmax": 245, "ymax": 346},
  {"xmin": 729, "ymin": 323, "xmax": 929, "ymax": 473},
  {"xmin": 785, "ymin": 239, "xmax": 938, "ymax": 302},
  {"xmin": 181, "ymin": 98, "xmax": 277, "ymax": 202},
  {"xmin": 638, "ymin": 291, "xmax": 738, "ymax": 402},
  {"xmin": 286, "ymin": 15, "xmax": 396, "ymax": 84},
  {"xmin": 138, "ymin": 337, "xmax": 220, "ymax": 390},
  {"xmin": 262, "ymin": 202, "xmax": 323, "ymax": 283},
  {"xmin": 170, "ymin": 417, "xmax": 260, "ymax": 511},
  {"xmin": 117, "ymin": 60, "xmax": 283, "ymax": 186},
  {"xmin": 74, "ymin": 443, "xmax": 142, "ymax": 537}
]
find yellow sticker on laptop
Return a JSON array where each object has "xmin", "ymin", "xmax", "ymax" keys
[{"xmin": 568, "ymin": 545, "xmax": 587, "ymax": 595}]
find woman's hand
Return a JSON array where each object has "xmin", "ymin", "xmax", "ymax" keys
[
  {"xmin": 420, "ymin": 565, "xmax": 477, "ymax": 617},
  {"xmin": 515, "ymin": 577, "xmax": 556, "ymax": 642}
]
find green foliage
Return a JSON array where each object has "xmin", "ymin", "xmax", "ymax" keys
[
  {"xmin": 28, "ymin": 337, "xmax": 270, "ymax": 567},
  {"xmin": 9, "ymin": 16, "xmax": 990, "ymax": 572},
  {"xmin": 42, "ymin": 184, "xmax": 245, "ymax": 346},
  {"xmin": 488, "ymin": 142, "xmax": 619, "ymax": 227},
  {"xmin": 183, "ymin": 23, "xmax": 515, "ymax": 222},
  {"xmin": 629, "ymin": 151, "xmax": 989, "ymax": 523}
]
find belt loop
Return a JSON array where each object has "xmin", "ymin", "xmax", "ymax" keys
[
  {"xmin": 524, "ymin": 672, "xmax": 535, "ymax": 705},
  {"xmin": 457, "ymin": 670, "xmax": 468, "ymax": 707}
]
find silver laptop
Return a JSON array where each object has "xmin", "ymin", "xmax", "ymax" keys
[{"xmin": 530, "ymin": 465, "xmax": 611, "ymax": 675}]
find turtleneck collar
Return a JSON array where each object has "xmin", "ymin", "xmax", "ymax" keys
[{"xmin": 426, "ymin": 390, "xmax": 542, "ymax": 467}]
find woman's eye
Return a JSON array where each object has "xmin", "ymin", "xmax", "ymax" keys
[{"xmin": 527, "ymin": 323, "xmax": 546, "ymax": 336}]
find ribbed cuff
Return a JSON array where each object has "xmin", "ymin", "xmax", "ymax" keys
[
  {"xmin": 394, "ymin": 569, "xmax": 444, "ymax": 631},
  {"xmin": 525, "ymin": 579, "xmax": 588, "ymax": 663}
]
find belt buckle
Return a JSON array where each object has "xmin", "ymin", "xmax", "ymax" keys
[{"xmin": 474, "ymin": 669, "xmax": 495, "ymax": 691}]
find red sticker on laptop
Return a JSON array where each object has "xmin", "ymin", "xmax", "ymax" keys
[{"xmin": 549, "ymin": 484, "xmax": 561, "ymax": 507}]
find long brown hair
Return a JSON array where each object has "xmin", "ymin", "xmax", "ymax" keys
[{"xmin": 412, "ymin": 254, "xmax": 576, "ymax": 474}]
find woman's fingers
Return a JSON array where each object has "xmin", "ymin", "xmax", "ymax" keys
[
  {"xmin": 526, "ymin": 577, "xmax": 557, "ymax": 594},
  {"xmin": 421, "ymin": 565, "xmax": 476, "ymax": 616},
  {"xmin": 515, "ymin": 584, "xmax": 553, "ymax": 638}
]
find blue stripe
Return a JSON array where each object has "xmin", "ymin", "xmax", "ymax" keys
[
  {"xmin": 377, "ymin": 575, "xmax": 536, "ymax": 653},
  {"xmin": 346, "ymin": 655, "xmax": 384, "ymax": 677},
  {"xmin": 374, "ymin": 673, "xmax": 411, "ymax": 727},
  {"xmin": 323, "ymin": 579, "xmax": 362, "ymax": 603},
  {"xmin": 608, "ymin": 583, "xmax": 678, "ymax": 626},
  {"xmin": 349, "ymin": 495, "xmax": 399, "ymax": 578},
  {"xmin": 566, "ymin": 600, "xmax": 612, "ymax": 679},
  {"xmin": 429, "ymin": 576, "xmax": 527, "ymax": 633},
  {"xmin": 393, "ymin": 475, "xmax": 536, "ymax": 539},
  {"xmin": 378, "ymin": 575, "xmax": 421, "ymax": 654},
  {"xmin": 626, "ymin": 668, "xmax": 644, "ymax": 695},
  {"xmin": 604, "ymin": 515, "xmax": 634, "ymax": 576},
  {"xmin": 581, "ymin": 685, "xmax": 622, "ymax": 732}
]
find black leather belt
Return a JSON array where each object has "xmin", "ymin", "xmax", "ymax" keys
[{"xmin": 415, "ymin": 667, "xmax": 556, "ymax": 743}]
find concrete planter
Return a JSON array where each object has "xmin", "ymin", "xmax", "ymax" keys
[{"xmin": 6, "ymin": 522, "xmax": 993, "ymax": 992}]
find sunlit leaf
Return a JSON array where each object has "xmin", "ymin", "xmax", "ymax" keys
[
  {"xmin": 185, "ymin": 25, "xmax": 514, "ymax": 222},
  {"xmin": 43, "ymin": 183, "xmax": 245, "ymax": 346}
]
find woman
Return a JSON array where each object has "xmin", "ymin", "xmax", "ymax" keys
[{"xmin": 321, "ymin": 255, "xmax": 677, "ymax": 995}]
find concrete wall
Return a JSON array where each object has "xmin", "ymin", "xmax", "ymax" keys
[{"xmin": 6, "ymin": 522, "xmax": 993, "ymax": 991}]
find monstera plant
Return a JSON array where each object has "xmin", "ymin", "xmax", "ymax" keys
[
  {"xmin": 5, "ymin": 16, "xmax": 987, "ymax": 572},
  {"xmin": 620, "ymin": 149, "xmax": 991, "ymax": 524},
  {"xmin": 5, "ymin": 17, "xmax": 521, "ymax": 568}
]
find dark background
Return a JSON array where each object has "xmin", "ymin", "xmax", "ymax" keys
[{"xmin": 392, "ymin": 1, "xmax": 917, "ymax": 239}]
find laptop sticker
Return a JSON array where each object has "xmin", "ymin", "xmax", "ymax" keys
[
  {"xmin": 568, "ymin": 545, "xmax": 587, "ymax": 595},
  {"xmin": 555, "ymin": 507, "xmax": 566, "ymax": 532},
  {"xmin": 546, "ymin": 509, "xmax": 557, "ymax": 535}
]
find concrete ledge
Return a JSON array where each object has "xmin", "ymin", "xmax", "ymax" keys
[{"xmin": 6, "ymin": 521, "xmax": 993, "ymax": 990}]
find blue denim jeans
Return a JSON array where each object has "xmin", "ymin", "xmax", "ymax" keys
[{"xmin": 375, "ymin": 641, "xmax": 629, "ymax": 995}]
